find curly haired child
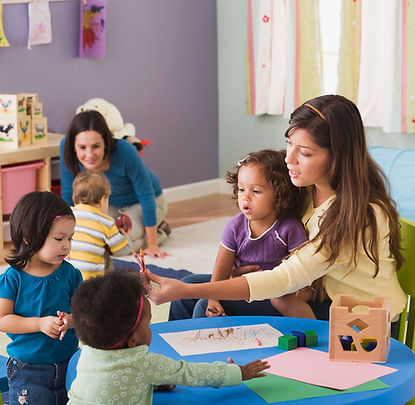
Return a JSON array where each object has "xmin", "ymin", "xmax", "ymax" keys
[
  {"xmin": 170, "ymin": 149, "xmax": 319, "ymax": 320},
  {"xmin": 0, "ymin": 191, "xmax": 83, "ymax": 405},
  {"xmin": 68, "ymin": 270, "xmax": 269, "ymax": 404}
]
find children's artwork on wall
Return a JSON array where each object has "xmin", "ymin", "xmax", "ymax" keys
[
  {"xmin": 0, "ymin": 5, "xmax": 10, "ymax": 47},
  {"xmin": 159, "ymin": 323, "xmax": 283, "ymax": 356},
  {"xmin": 79, "ymin": 0, "xmax": 106, "ymax": 58},
  {"xmin": 27, "ymin": 1, "xmax": 52, "ymax": 49}
]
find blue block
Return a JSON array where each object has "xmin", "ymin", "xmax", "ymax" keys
[
  {"xmin": 340, "ymin": 335, "xmax": 353, "ymax": 351},
  {"xmin": 291, "ymin": 331, "xmax": 306, "ymax": 347}
]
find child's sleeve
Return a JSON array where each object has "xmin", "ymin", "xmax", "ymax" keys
[
  {"xmin": 0, "ymin": 269, "xmax": 18, "ymax": 301},
  {"xmin": 144, "ymin": 352, "xmax": 242, "ymax": 388},
  {"xmin": 105, "ymin": 223, "xmax": 130, "ymax": 255},
  {"xmin": 220, "ymin": 216, "xmax": 239, "ymax": 252}
]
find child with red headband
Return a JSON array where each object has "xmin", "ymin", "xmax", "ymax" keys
[{"xmin": 68, "ymin": 270, "xmax": 270, "ymax": 404}]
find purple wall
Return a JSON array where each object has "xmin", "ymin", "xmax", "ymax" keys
[{"xmin": 0, "ymin": 0, "xmax": 218, "ymax": 188}]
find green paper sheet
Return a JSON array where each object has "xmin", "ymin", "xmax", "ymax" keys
[{"xmin": 243, "ymin": 373, "xmax": 389, "ymax": 403}]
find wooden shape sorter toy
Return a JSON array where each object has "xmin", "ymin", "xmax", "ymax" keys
[{"xmin": 329, "ymin": 294, "xmax": 391, "ymax": 363}]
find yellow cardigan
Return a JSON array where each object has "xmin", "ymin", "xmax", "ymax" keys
[{"xmin": 244, "ymin": 196, "xmax": 407, "ymax": 321}]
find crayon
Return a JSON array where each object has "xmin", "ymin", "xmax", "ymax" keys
[
  {"xmin": 139, "ymin": 248, "xmax": 146, "ymax": 273},
  {"xmin": 131, "ymin": 249, "xmax": 143, "ymax": 271}
]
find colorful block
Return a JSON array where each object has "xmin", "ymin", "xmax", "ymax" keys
[
  {"xmin": 291, "ymin": 330, "xmax": 306, "ymax": 347},
  {"xmin": 278, "ymin": 335, "xmax": 298, "ymax": 350},
  {"xmin": 304, "ymin": 330, "xmax": 318, "ymax": 347},
  {"xmin": 340, "ymin": 335, "xmax": 353, "ymax": 350}
]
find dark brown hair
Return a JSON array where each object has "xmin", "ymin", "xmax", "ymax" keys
[
  {"xmin": 226, "ymin": 149, "xmax": 304, "ymax": 219},
  {"xmin": 63, "ymin": 110, "xmax": 117, "ymax": 175},
  {"xmin": 71, "ymin": 270, "xmax": 147, "ymax": 349},
  {"xmin": 6, "ymin": 191, "xmax": 75, "ymax": 270},
  {"xmin": 285, "ymin": 95, "xmax": 403, "ymax": 275}
]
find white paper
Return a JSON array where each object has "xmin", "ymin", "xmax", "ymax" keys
[{"xmin": 159, "ymin": 323, "xmax": 282, "ymax": 356}]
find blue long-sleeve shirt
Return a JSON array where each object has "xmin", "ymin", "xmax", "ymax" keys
[{"xmin": 59, "ymin": 138, "xmax": 162, "ymax": 227}]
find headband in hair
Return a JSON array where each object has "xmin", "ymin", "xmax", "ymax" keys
[
  {"xmin": 304, "ymin": 103, "xmax": 327, "ymax": 122},
  {"xmin": 106, "ymin": 294, "xmax": 144, "ymax": 349}
]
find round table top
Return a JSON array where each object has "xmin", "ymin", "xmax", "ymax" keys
[
  {"xmin": 150, "ymin": 316, "xmax": 415, "ymax": 405},
  {"xmin": 66, "ymin": 315, "xmax": 415, "ymax": 405}
]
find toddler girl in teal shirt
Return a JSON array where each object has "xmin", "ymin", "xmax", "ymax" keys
[{"xmin": 0, "ymin": 191, "xmax": 83, "ymax": 405}]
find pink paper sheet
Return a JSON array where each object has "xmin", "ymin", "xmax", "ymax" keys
[{"xmin": 264, "ymin": 347, "xmax": 397, "ymax": 390}]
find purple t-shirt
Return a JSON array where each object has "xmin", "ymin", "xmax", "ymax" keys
[{"xmin": 221, "ymin": 212, "xmax": 308, "ymax": 270}]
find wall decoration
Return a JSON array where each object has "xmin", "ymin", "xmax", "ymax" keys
[
  {"xmin": 79, "ymin": 0, "xmax": 106, "ymax": 58},
  {"xmin": 27, "ymin": 1, "xmax": 52, "ymax": 49},
  {"xmin": 0, "ymin": 5, "xmax": 10, "ymax": 47}
]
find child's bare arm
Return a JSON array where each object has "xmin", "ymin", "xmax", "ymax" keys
[
  {"xmin": 0, "ymin": 298, "xmax": 63, "ymax": 339},
  {"xmin": 206, "ymin": 246, "xmax": 236, "ymax": 316},
  {"xmin": 228, "ymin": 358, "xmax": 270, "ymax": 380}
]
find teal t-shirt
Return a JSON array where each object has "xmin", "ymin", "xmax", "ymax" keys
[{"xmin": 0, "ymin": 261, "xmax": 82, "ymax": 364}]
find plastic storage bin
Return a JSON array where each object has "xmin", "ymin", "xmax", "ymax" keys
[{"xmin": 1, "ymin": 160, "xmax": 44, "ymax": 215}]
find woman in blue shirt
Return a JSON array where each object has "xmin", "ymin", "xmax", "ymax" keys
[{"xmin": 60, "ymin": 110, "xmax": 170, "ymax": 258}]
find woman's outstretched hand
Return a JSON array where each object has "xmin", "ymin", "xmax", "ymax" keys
[
  {"xmin": 144, "ymin": 245, "xmax": 170, "ymax": 259},
  {"xmin": 145, "ymin": 270, "xmax": 185, "ymax": 305}
]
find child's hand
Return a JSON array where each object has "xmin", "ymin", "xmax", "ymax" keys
[
  {"xmin": 57, "ymin": 311, "xmax": 71, "ymax": 340},
  {"xmin": 154, "ymin": 384, "xmax": 176, "ymax": 392},
  {"xmin": 206, "ymin": 300, "xmax": 226, "ymax": 317},
  {"xmin": 231, "ymin": 264, "xmax": 261, "ymax": 277},
  {"xmin": 39, "ymin": 316, "xmax": 64, "ymax": 339},
  {"xmin": 228, "ymin": 358, "xmax": 270, "ymax": 381}
]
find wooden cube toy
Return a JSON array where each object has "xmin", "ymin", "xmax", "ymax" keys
[
  {"xmin": 329, "ymin": 295, "xmax": 391, "ymax": 363},
  {"xmin": 278, "ymin": 335, "xmax": 298, "ymax": 350},
  {"xmin": 0, "ymin": 93, "xmax": 26, "ymax": 117},
  {"xmin": 31, "ymin": 116, "xmax": 48, "ymax": 145}
]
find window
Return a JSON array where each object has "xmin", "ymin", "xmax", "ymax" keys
[{"xmin": 319, "ymin": 0, "xmax": 341, "ymax": 94}]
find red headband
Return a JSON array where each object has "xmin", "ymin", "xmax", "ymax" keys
[
  {"xmin": 304, "ymin": 103, "xmax": 327, "ymax": 122},
  {"xmin": 106, "ymin": 295, "xmax": 144, "ymax": 350}
]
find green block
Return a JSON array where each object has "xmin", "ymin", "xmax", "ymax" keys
[
  {"xmin": 278, "ymin": 335, "xmax": 298, "ymax": 350},
  {"xmin": 304, "ymin": 330, "xmax": 318, "ymax": 347}
]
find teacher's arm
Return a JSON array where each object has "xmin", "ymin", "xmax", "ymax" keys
[
  {"xmin": 148, "ymin": 241, "xmax": 336, "ymax": 305},
  {"xmin": 59, "ymin": 137, "xmax": 75, "ymax": 205},
  {"xmin": 147, "ymin": 270, "xmax": 250, "ymax": 305},
  {"xmin": 145, "ymin": 225, "xmax": 168, "ymax": 258}
]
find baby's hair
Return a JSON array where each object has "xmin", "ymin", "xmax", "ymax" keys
[
  {"xmin": 71, "ymin": 270, "xmax": 147, "ymax": 349},
  {"xmin": 6, "ymin": 191, "xmax": 75, "ymax": 270},
  {"xmin": 72, "ymin": 170, "xmax": 111, "ymax": 205},
  {"xmin": 226, "ymin": 149, "xmax": 304, "ymax": 218}
]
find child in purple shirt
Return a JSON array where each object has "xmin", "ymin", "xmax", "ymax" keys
[{"xmin": 169, "ymin": 149, "xmax": 317, "ymax": 320}]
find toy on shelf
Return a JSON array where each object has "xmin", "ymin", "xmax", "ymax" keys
[
  {"xmin": 76, "ymin": 98, "xmax": 150, "ymax": 155},
  {"xmin": 278, "ymin": 329, "xmax": 318, "ymax": 351},
  {"xmin": 328, "ymin": 294, "xmax": 391, "ymax": 363},
  {"xmin": 0, "ymin": 92, "xmax": 48, "ymax": 148}
]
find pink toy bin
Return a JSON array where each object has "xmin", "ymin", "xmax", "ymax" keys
[{"xmin": 1, "ymin": 160, "xmax": 44, "ymax": 215}]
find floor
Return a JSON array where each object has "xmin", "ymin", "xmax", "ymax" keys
[
  {"xmin": 165, "ymin": 193, "xmax": 239, "ymax": 228},
  {"xmin": 0, "ymin": 193, "xmax": 239, "ymax": 265}
]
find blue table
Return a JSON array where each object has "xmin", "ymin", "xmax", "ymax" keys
[{"xmin": 67, "ymin": 316, "xmax": 415, "ymax": 405}]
